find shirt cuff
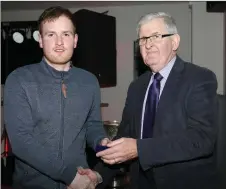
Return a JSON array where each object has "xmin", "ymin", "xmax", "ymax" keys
[{"xmin": 94, "ymin": 171, "xmax": 103, "ymax": 184}]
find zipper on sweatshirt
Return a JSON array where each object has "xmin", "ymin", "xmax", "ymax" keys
[
  {"xmin": 59, "ymin": 73, "xmax": 66, "ymax": 160},
  {"xmin": 61, "ymin": 76, "xmax": 67, "ymax": 98}
]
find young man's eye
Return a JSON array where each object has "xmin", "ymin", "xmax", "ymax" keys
[
  {"xmin": 48, "ymin": 33, "xmax": 54, "ymax": 37},
  {"xmin": 64, "ymin": 33, "xmax": 70, "ymax": 37}
]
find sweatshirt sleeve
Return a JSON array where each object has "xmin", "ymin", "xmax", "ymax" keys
[
  {"xmin": 85, "ymin": 77, "xmax": 107, "ymax": 149},
  {"xmin": 3, "ymin": 71, "xmax": 76, "ymax": 185}
]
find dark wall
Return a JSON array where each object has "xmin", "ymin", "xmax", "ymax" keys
[
  {"xmin": 207, "ymin": 2, "xmax": 226, "ymax": 12},
  {"xmin": 1, "ymin": 21, "xmax": 42, "ymax": 84},
  {"xmin": 217, "ymin": 95, "xmax": 226, "ymax": 188},
  {"xmin": 2, "ymin": 11, "xmax": 117, "ymax": 88},
  {"xmin": 72, "ymin": 9, "xmax": 117, "ymax": 88}
]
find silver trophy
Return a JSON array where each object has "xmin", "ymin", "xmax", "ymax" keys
[
  {"xmin": 103, "ymin": 120, "xmax": 119, "ymax": 140},
  {"xmin": 103, "ymin": 120, "xmax": 130, "ymax": 189}
]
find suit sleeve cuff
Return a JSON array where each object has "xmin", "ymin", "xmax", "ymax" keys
[{"xmin": 61, "ymin": 165, "xmax": 78, "ymax": 186}]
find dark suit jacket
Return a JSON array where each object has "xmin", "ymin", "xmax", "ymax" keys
[{"xmin": 96, "ymin": 56, "xmax": 219, "ymax": 189}]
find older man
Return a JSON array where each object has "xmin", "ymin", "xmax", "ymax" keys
[{"xmin": 79, "ymin": 12, "xmax": 219, "ymax": 189}]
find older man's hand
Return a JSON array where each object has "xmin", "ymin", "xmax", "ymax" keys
[
  {"xmin": 100, "ymin": 137, "xmax": 111, "ymax": 146},
  {"xmin": 96, "ymin": 137, "xmax": 138, "ymax": 165}
]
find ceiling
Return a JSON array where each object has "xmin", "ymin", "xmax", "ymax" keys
[{"xmin": 1, "ymin": 1, "xmax": 156, "ymax": 11}]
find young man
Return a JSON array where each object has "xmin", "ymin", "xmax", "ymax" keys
[
  {"xmin": 4, "ymin": 6, "xmax": 109, "ymax": 189},
  {"xmin": 80, "ymin": 12, "xmax": 218, "ymax": 189}
]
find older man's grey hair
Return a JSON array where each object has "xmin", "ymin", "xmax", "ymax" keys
[{"xmin": 136, "ymin": 12, "xmax": 178, "ymax": 36}]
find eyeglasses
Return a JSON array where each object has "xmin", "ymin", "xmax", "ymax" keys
[{"xmin": 136, "ymin": 33, "xmax": 175, "ymax": 46}]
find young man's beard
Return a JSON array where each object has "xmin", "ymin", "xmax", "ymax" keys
[{"xmin": 44, "ymin": 53, "xmax": 72, "ymax": 65}]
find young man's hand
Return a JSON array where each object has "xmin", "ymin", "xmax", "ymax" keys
[
  {"xmin": 77, "ymin": 167, "xmax": 103, "ymax": 186},
  {"xmin": 68, "ymin": 169, "xmax": 97, "ymax": 189}
]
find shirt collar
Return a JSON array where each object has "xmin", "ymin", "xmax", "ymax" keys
[
  {"xmin": 153, "ymin": 56, "xmax": 176, "ymax": 80},
  {"xmin": 41, "ymin": 57, "xmax": 73, "ymax": 79}
]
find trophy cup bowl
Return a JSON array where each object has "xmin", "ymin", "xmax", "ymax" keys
[
  {"xmin": 103, "ymin": 120, "xmax": 119, "ymax": 140},
  {"xmin": 103, "ymin": 120, "xmax": 130, "ymax": 189}
]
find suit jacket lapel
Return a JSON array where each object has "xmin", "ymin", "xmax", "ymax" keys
[
  {"xmin": 134, "ymin": 71, "xmax": 152, "ymax": 138},
  {"xmin": 154, "ymin": 56, "xmax": 185, "ymax": 130}
]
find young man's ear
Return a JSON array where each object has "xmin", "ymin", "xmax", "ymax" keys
[
  {"xmin": 74, "ymin": 34, "xmax": 78, "ymax": 48},
  {"xmin": 38, "ymin": 33, "xmax": 43, "ymax": 48}
]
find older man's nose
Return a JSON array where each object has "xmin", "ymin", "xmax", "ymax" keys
[{"xmin": 145, "ymin": 38, "xmax": 153, "ymax": 49}]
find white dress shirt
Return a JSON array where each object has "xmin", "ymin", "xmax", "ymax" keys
[{"xmin": 140, "ymin": 56, "xmax": 176, "ymax": 139}]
